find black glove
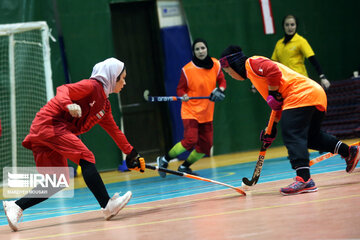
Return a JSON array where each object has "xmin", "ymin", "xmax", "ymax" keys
[
  {"xmin": 209, "ymin": 88, "xmax": 225, "ymax": 102},
  {"xmin": 260, "ymin": 122, "xmax": 277, "ymax": 149},
  {"xmin": 125, "ymin": 148, "xmax": 145, "ymax": 172}
]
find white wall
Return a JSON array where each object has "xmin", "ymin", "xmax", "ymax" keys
[{"xmin": 156, "ymin": 0, "xmax": 185, "ymax": 28}]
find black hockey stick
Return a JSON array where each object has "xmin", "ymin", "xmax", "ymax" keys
[
  {"xmin": 143, "ymin": 90, "xmax": 209, "ymax": 102},
  {"xmin": 146, "ymin": 164, "xmax": 246, "ymax": 195},
  {"xmin": 242, "ymin": 111, "xmax": 276, "ymax": 186}
]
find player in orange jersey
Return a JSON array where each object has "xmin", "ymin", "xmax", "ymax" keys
[
  {"xmin": 220, "ymin": 45, "xmax": 359, "ymax": 195},
  {"xmin": 157, "ymin": 38, "xmax": 226, "ymax": 176}
]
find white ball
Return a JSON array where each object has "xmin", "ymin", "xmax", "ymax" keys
[{"xmin": 241, "ymin": 182, "xmax": 251, "ymax": 191}]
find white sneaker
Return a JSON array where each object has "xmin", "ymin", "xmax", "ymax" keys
[
  {"xmin": 156, "ymin": 156, "xmax": 168, "ymax": 178},
  {"xmin": 3, "ymin": 201, "xmax": 23, "ymax": 231},
  {"xmin": 102, "ymin": 191, "xmax": 132, "ymax": 220}
]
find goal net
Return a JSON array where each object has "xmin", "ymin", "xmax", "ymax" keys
[{"xmin": 0, "ymin": 21, "xmax": 54, "ymax": 183}]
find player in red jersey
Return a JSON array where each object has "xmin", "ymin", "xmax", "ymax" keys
[{"xmin": 3, "ymin": 58, "xmax": 145, "ymax": 231}]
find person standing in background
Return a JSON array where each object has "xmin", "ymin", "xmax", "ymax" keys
[
  {"xmin": 271, "ymin": 14, "xmax": 330, "ymax": 90},
  {"xmin": 156, "ymin": 38, "xmax": 226, "ymax": 177}
]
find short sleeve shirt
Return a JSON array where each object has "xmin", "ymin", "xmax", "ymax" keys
[{"xmin": 271, "ymin": 33, "xmax": 315, "ymax": 77}]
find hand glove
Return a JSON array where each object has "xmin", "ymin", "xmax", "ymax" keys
[
  {"xmin": 209, "ymin": 88, "xmax": 225, "ymax": 102},
  {"xmin": 260, "ymin": 122, "xmax": 277, "ymax": 149},
  {"xmin": 66, "ymin": 103, "xmax": 82, "ymax": 118},
  {"xmin": 319, "ymin": 74, "xmax": 330, "ymax": 90},
  {"xmin": 266, "ymin": 91, "xmax": 283, "ymax": 111},
  {"xmin": 125, "ymin": 148, "xmax": 145, "ymax": 172},
  {"xmin": 182, "ymin": 94, "xmax": 190, "ymax": 102}
]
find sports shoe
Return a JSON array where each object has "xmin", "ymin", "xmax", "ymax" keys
[
  {"xmin": 3, "ymin": 201, "xmax": 23, "ymax": 231},
  {"xmin": 280, "ymin": 176, "xmax": 318, "ymax": 196},
  {"xmin": 157, "ymin": 156, "xmax": 168, "ymax": 178},
  {"xmin": 345, "ymin": 146, "xmax": 360, "ymax": 173},
  {"xmin": 102, "ymin": 191, "xmax": 132, "ymax": 220},
  {"xmin": 178, "ymin": 165, "xmax": 198, "ymax": 176}
]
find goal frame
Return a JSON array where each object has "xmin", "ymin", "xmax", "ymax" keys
[{"xmin": 0, "ymin": 21, "xmax": 54, "ymax": 169}]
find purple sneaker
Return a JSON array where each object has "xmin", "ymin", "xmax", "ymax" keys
[
  {"xmin": 345, "ymin": 146, "xmax": 360, "ymax": 173},
  {"xmin": 280, "ymin": 176, "xmax": 318, "ymax": 196}
]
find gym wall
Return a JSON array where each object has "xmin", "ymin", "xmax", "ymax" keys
[{"xmin": 182, "ymin": 0, "xmax": 360, "ymax": 155}]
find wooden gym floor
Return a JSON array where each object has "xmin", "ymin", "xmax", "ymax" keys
[{"xmin": 1, "ymin": 139, "xmax": 359, "ymax": 240}]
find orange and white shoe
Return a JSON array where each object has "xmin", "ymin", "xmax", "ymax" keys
[
  {"xmin": 3, "ymin": 201, "xmax": 23, "ymax": 231},
  {"xmin": 102, "ymin": 191, "xmax": 132, "ymax": 220}
]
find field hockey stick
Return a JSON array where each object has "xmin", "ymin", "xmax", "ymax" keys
[
  {"xmin": 143, "ymin": 90, "xmax": 209, "ymax": 102},
  {"xmin": 309, "ymin": 141, "xmax": 360, "ymax": 166},
  {"xmin": 145, "ymin": 164, "xmax": 246, "ymax": 196},
  {"xmin": 242, "ymin": 111, "xmax": 277, "ymax": 187}
]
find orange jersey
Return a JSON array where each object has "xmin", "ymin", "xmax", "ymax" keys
[
  {"xmin": 246, "ymin": 56, "xmax": 327, "ymax": 111},
  {"xmin": 179, "ymin": 58, "xmax": 224, "ymax": 122}
]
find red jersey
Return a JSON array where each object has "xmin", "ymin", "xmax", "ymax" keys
[{"xmin": 23, "ymin": 79, "xmax": 132, "ymax": 155}]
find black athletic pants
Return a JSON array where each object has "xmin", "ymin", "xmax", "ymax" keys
[{"xmin": 281, "ymin": 106, "xmax": 339, "ymax": 169}]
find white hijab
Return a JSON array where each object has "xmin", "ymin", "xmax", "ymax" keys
[{"xmin": 90, "ymin": 58, "xmax": 124, "ymax": 97}]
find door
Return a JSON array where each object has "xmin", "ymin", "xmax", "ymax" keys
[{"xmin": 110, "ymin": 1, "xmax": 172, "ymax": 162}]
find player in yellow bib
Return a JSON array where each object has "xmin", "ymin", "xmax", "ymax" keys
[{"xmin": 271, "ymin": 14, "xmax": 330, "ymax": 90}]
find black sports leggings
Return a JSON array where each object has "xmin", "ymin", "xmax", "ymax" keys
[
  {"xmin": 16, "ymin": 160, "xmax": 110, "ymax": 210},
  {"xmin": 79, "ymin": 159, "xmax": 110, "ymax": 208}
]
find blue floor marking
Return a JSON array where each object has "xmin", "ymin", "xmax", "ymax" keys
[{"xmin": 0, "ymin": 152, "xmax": 347, "ymax": 225}]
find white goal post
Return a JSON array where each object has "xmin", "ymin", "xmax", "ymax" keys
[{"xmin": 0, "ymin": 21, "xmax": 54, "ymax": 179}]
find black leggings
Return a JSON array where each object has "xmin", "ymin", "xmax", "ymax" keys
[
  {"xmin": 79, "ymin": 159, "xmax": 110, "ymax": 208},
  {"xmin": 16, "ymin": 160, "xmax": 110, "ymax": 210}
]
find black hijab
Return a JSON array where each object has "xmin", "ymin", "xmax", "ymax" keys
[
  {"xmin": 220, "ymin": 45, "xmax": 248, "ymax": 79},
  {"xmin": 192, "ymin": 38, "xmax": 214, "ymax": 69}
]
